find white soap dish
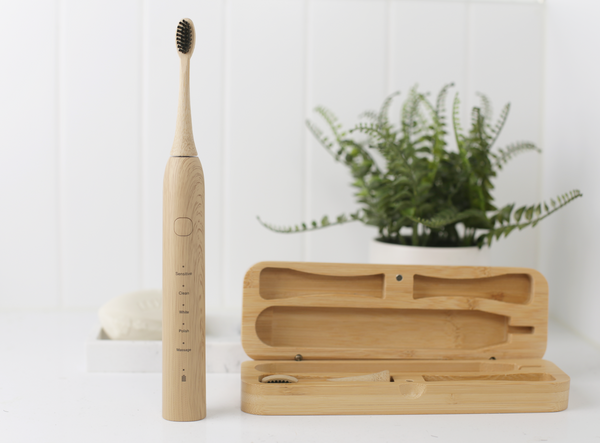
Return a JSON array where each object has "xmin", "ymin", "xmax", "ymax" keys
[{"xmin": 86, "ymin": 310, "xmax": 246, "ymax": 373}]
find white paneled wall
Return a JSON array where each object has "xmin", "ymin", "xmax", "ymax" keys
[
  {"xmin": 0, "ymin": 1, "xmax": 59, "ymax": 308},
  {"xmin": 225, "ymin": 0, "xmax": 307, "ymax": 306},
  {"xmin": 390, "ymin": 1, "xmax": 468, "ymax": 96},
  {"xmin": 468, "ymin": 3, "xmax": 544, "ymax": 269},
  {"xmin": 60, "ymin": 1, "xmax": 143, "ymax": 308},
  {"xmin": 306, "ymin": 1, "xmax": 386, "ymax": 264},
  {"xmin": 542, "ymin": 0, "xmax": 600, "ymax": 346},
  {"xmin": 0, "ymin": 0, "xmax": 544, "ymax": 310}
]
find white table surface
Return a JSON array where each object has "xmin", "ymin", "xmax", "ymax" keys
[{"xmin": 1, "ymin": 310, "xmax": 599, "ymax": 443}]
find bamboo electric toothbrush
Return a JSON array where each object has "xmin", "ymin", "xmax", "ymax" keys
[{"xmin": 163, "ymin": 18, "xmax": 206, "ymax": 422}]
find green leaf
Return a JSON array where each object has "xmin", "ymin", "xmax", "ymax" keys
[
  {"xmin": 493, "ymin": 141, "xmax": 540, "ymax": 169},
  {"xmin": 257, "ymin": 212, "xmax": 363, "ymax": 234},
  {"xmin": 488, "ymin": 103, "xmax": 510, "ymax": 149},
  {"xmin": 514, "ymin": 206, "xmax": 526, "ymax": 223},
  {"xmin": 525, "ymin": 207, "xmax": 534, "ymax": 222},
  {"xmin": 259, "ymin": 85, "xmax": 583, "ymax": 249}
]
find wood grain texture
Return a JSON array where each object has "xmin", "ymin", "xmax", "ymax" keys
[
  {"xmin": 243, "ymin": 262, "xmax": 548, "ymax": 361},
  {"xmin": 170, "ymin": 19, "xmax": 198, "ymax": 157},
  {"xmin": 241, "ymin": 262, "xmax": 568, "ymax": 415},
  {"xmin": 413, "ymin": 273, "xmax": 532, "ymax": 304},
  {"xmin": 259, "ymin": 267, "xmax": 384, "ymax": 300},
  {"xmin": 328, "ymin": 370, "xmax": 390, "ymax": 382},
  {"xmin": 241, "ymin": 359, "xmax": 569, "ymax": 415},
  {"xmin": 143, "ymin": 4, "xmax": 224, "ymax": 305},
  {"xmin": 255, "ymin": 306, "xmax": 511, "ymax": 350},
  {"xmin": 163, "ymin": 157, "xmax": 205, "ymax": 421}
]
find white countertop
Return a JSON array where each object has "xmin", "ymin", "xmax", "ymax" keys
[{"xmin": 1, "ymin": 311, "xmax": 599, "ymax": 443}]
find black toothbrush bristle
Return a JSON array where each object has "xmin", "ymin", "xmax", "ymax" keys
[{"xmin": 176, "ymin": 20, "xmax": 192, "ymax": 54}]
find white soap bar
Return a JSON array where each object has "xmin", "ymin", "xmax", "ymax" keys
[{"xmin": 99, "ymin": 290, "xmax": 162, "ymax": 340}]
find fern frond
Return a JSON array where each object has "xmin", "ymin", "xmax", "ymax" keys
[
  {"xmin": 257, "ymin": 211, "xmax": 363, "ymax": 233},
  {"xmin": 378, "ymin": 91, "xmax": 400, "ymax": 128},
  {"xmin": 263, "ymin": 85, "xmax": 583, "ymax": 248},
  {"xmin": 493, "ymin": 142, "xmax": 541, "ymax": 169},
  {"xmin": 350, "ymin": 122, "xmax": 389, "ymax": 142},
  {"xmin": 313, "ymin": 106, "xmax": 345, "ymax": 140},
  {"xmin": 471, "ymin": 107, "xmax": 486, "ymax": 147},
  {"xmin": 306, "ymin": 119, "xmax": 336, "ymax": 156},
  {"xmin": 485, "ymin": 190, "xmax": 583, "ymax": 245},
  {"xmin": 436, "ymin": 83, "xmax": 454, "ymax": 118},
  {"xmin": 359, "ymin": 110, "xmax": 379, "ymax": 121},
  {"xmin": 418, "ymin": 93, "xmax": 447, "ymax": 185},
  {"xmin": 488, "ymin": 103, "xmax": 510, "ymax": 149},
  {"xmin": 401, "ymin": 85, "xmax": 422, "ymax": 138},
  {"xmin": 409, "ymin": 208, "xmax": 487, "ymax": 230},
  {"xmin": 452, "ymin": 92, "xmax": 464, "ymax": 149},
  {"xmin": 453, "ymin": 93, "xmax": 472, "ymax": 176},
  {"xmin": 419, "ymin": 94, "xmax": 438, "ymax": 125},
  {"xmin": 307, "ymin": 119, "xmax": 382, "ymax": 178},
  {"xmin": 476, "ymin": 92, "xmax": 493, "ymax": 122}
]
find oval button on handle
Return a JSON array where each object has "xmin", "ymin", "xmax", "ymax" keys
[{"xmin": 174, "ymin": 217, "xmax": 193, "ymax": 236}]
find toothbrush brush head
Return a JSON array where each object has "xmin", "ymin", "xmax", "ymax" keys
[{"xmin": 176, "ymin": 19, "xmax": 195, "ymax": 56}]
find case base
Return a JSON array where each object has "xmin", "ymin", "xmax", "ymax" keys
[{"xmin": 241, "ymin": 359, "xmax": 569, "ymax": 415}]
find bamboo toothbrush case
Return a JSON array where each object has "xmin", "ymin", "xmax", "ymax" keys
[{"xmin": 240, "ymin": 262, "xmax": 569, "ymax": 415}]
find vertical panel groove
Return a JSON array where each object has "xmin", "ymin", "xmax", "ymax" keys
[
  {"xmin": 303, "ymin": 0, "xmax": 311, "ymax": 261},
  {"xmin": 222, "ymin": 0, "xmax": 231, "ymax": 307},
  {"xmin": 226, "ymin": 0, "xmax": 306, "ymax": 306},
  {"xmin": 139, "ymin": 0, "xmax": 146, "ymax": 290},
  {"xmin": 464, "ymin": 2, "xmax": 472, "ymax": 124},
  {"xmin": 61, "ymin": 0, "xmax": 143, "ymax": 307},
  {"xmin": 469, "ymin": 2, "xmax": 543, "ymax": 268},
  {"xmin": 385, "ymin": 0, "xmax": 392, "ymax": 95},
  {"xmin": 536, "ymin": 2, "xmax": 547, "ymax": 271},
  {"xmin": 307, "ymin": 0, "xmax": 386, "ymax": 264},
  {"xmin": 57, "ymin": 0, "xmax": 66, "ymax": 308}
]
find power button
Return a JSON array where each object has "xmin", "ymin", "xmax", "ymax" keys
[{"xmin": 174, "ymin": 217, "xmax": 193, "ymax": 236}]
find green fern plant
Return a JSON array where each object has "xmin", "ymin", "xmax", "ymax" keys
[{"xmin": 258, "ymin": 84, "xmax": 582, "ymax": 247}]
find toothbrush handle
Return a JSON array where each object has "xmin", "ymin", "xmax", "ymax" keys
[{"xmin": 163, "ymin": 156, "xmax": 206, "ymax": 421}]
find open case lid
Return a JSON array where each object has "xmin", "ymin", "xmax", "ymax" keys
[{"xmin": 242, "ymin": 262, "xmax": 548, "ymax": 361}]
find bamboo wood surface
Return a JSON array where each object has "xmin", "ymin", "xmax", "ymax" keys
[
  {"xmin": 170, "ymin": 19, "xmax": 197, "ymax": 157},
  {"xmin": 328, "ymin": 370, "xmax": 390, "ymax": 382},
  {"xmin": 240, "ymin": 262, "xmax": 569, "ymax": 415},
  {"xmin": 163, "ymin": 18, "xmax": 205, "ymax": 422},
  {"xmin": 241, "ymin": 359, "xmax": 569, "ymax": 415},
  {"xmin": 163, "ymin": 157, "xmax": 206, "ymax": 421},
  {"xmin": 243, "ymin": 262, "xmax": 548, "ymax": 361}
]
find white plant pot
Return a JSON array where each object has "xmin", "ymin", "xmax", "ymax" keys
[{"xmin": 369, "ymin": 239, "xmax": 490, "ymax": 267}]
